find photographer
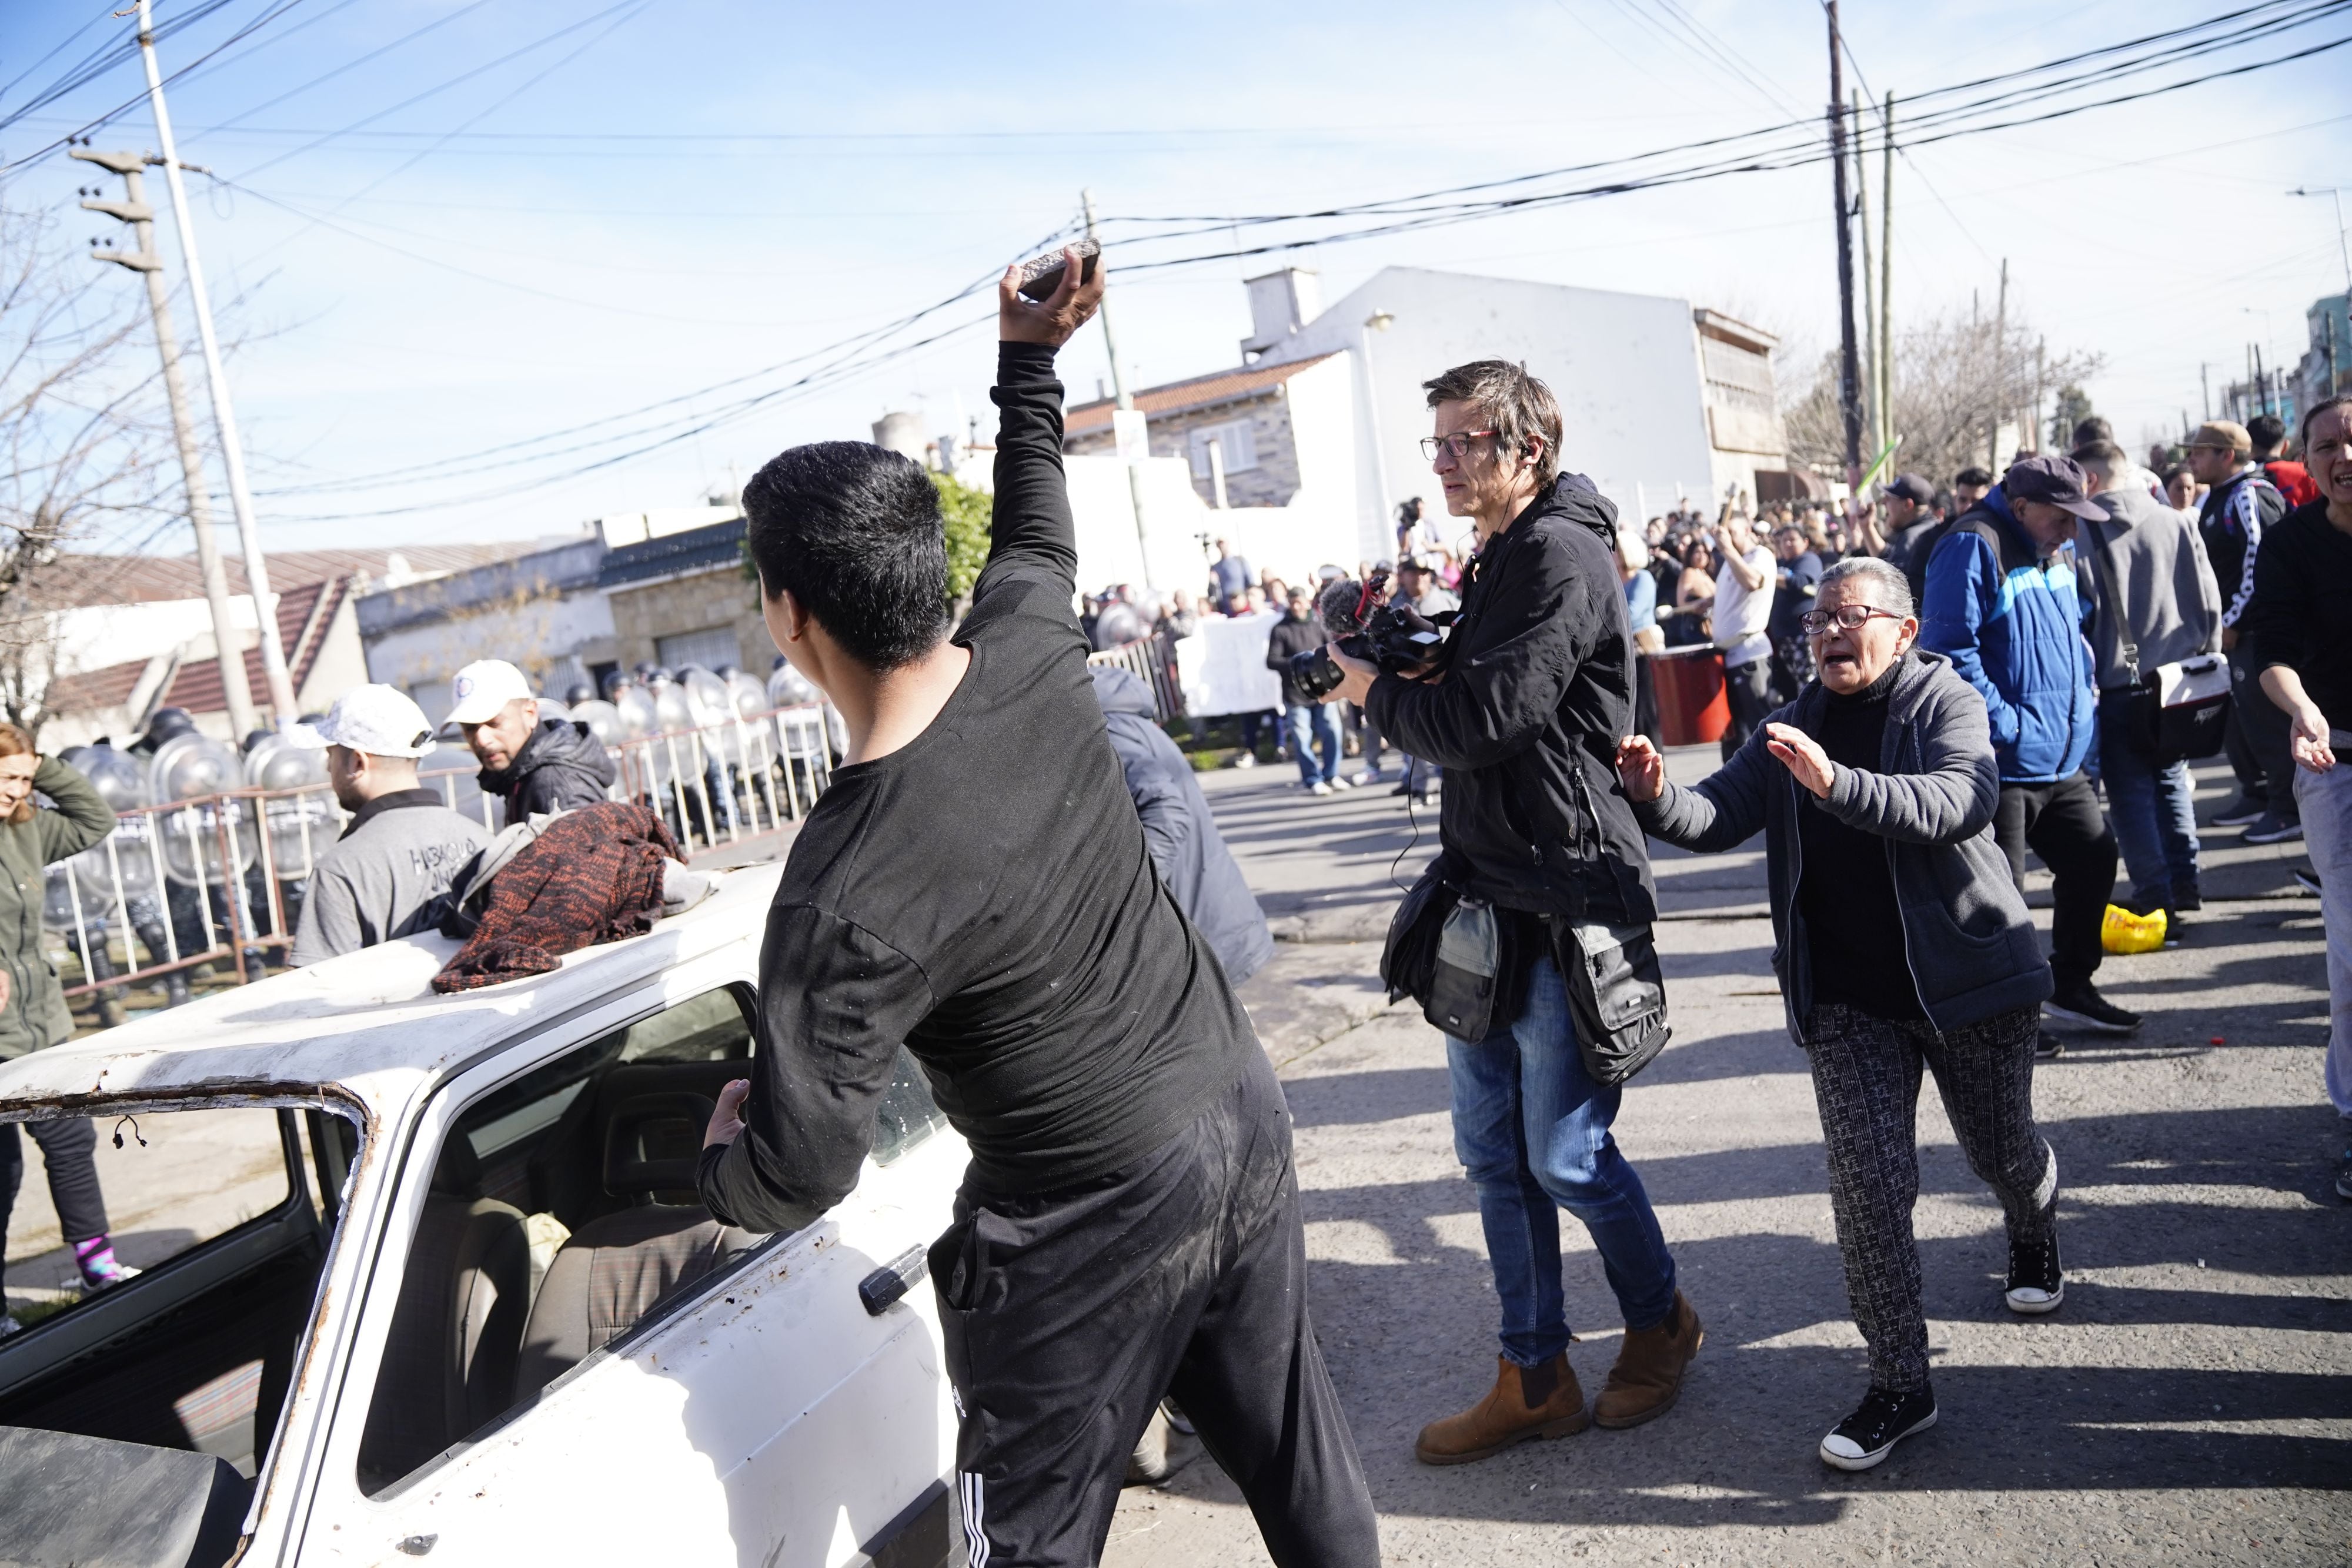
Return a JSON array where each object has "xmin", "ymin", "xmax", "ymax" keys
[
  {"xmin": 696, "ymin": 252, "xmax": 1375, "ymax": 1567},
  {"xmin": 1320, "ymin": 360, "xmax": 1698, "ymax": 1463}
]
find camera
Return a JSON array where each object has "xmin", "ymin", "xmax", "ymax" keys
[{"xmin": 1289, "ymin": 570, "xmax": 1449, "ymax": 701}]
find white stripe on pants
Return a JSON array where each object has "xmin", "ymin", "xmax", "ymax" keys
[{"xmin": 2292, "ymin": 738, "xmax": 2352, "ymax": 1119}]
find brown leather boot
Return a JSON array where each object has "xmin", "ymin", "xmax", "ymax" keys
[
  {"xmin": 1593, "ymin": 1290, "xmax": 1703, "ymax": 1429},
  {"xmin": 1414, "ymin": 1353, "xmax": 1589, "ymax": 1466}
]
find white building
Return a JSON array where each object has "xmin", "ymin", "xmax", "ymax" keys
[{"xmin": 1063, "ymin": 266, "xmax": 1792, "ymax": 589}]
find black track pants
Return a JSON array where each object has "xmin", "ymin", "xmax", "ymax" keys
[
  {"xmin": 930, "ymin": 1050, "xmax": 1378, "ymax": 1568},
  {"xmin": 1993, "ymin": 774, "xmax": 2117, "ymax": 989},
  {"xmin": 0, "ymin": 1118, "xmax": 110, "ymax": 1297}
]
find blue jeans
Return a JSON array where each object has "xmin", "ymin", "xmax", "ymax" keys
[
  {"xmin": 1285, "ymin": 703, "xmax": 1339, "ymax": 786},
  {"xmin": 2098, "ymin": 692, "xmax": 2200, "ymax": 902},
  {"xmin": 1446, "ymin": 957, "xmax": 1678, "ymax": 1364}
]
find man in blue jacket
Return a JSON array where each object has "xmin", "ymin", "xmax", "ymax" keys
[{"xmin": 1920, "ymin": 454, "xmax": 2137, "ymax": 1042}]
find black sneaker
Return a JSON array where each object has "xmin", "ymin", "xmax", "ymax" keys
[
  {"xmin": 2335, "ymin": 1144, "xmax": 2352, "ymax": 1203},
  {"xmin": 2211, "ymin": 794, "xmax": 2267, "ymax": 828},
  {"xmin": 2006, "ymin": 1225, "xmax": 2064, "ymax": 1315},
  {"xmin": 2033, "ymin": 1030, "xmax": 2065, "ymax": 1061},
  {"xmin": 1819, "ymin": 1386, "xmax": 1938, "ymax": 1471},
  {"xmin": 2242, "ymin": 811, "xmax": 2304, "ymax": 845},
  {"xmin": 2170, "ymin": 882, "xmax": 2203, "ymax": 913},
  {"xmin": 2044, "ymin": 982, "xmax": 2139, "ymax": 1035},
  {"xmin": 2296, "ymin": 867, "xmax": 2323, "ymax": 897}
]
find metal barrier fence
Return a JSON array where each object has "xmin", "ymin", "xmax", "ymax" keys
[
  {"xmin": 1085, "ymin": 636, "xmax": 1182, "ymax": 724},
  {"xmin": 47, "ymin": 702, "xmax": 837, "ymax": 1005}
]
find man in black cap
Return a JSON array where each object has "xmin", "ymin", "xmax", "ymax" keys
[
  {"xmin": 1920, "ymin": 454, "xmax": 2136, "ymax": 1049},
  {"xmin": 1873, "ymin": 473, "xmax": 1943, "ymax": 599}
]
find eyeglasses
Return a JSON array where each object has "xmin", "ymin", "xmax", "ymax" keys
[
  {"xmin": 1799, "ymin": 605, "xmax": 1904, "ymax": 636},
  {"xmin": 1419, "ymin": 430, "xmax": 1497, "ymax": 463}
]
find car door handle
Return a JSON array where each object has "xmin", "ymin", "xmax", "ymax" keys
[{"xmin": 858, "ymin": 1246, "xmax": 928, "ymax": 1315}]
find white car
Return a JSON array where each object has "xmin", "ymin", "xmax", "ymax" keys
[{"xmin": 0, "ymin": 864, "xmax": 965, "ymax": 1568}]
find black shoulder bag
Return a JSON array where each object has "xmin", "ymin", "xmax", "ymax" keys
[{"xmin": 1549, "ymin": 766, "xmax": 1672, "ymax": 1086}]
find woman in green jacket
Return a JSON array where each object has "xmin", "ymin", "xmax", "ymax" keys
[{"xmin": 0, "ymin": 726, "xmax": 126, "ymax": 1338}]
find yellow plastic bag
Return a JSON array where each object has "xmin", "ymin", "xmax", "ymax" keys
[{"xmin": 2101, "ymin": 902, "xmax": 2166, "ymax": 955}]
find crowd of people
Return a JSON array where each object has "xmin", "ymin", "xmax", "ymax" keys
[{"xmin": 1, "ymin": 239, "xmax": 2344, "ymax": 1565}]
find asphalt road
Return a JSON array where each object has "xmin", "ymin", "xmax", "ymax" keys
[{"xmin": 1108, "ymin": 751, "xmax": 2351, "ymax": 1567}]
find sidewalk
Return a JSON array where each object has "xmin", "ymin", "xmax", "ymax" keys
[{"xmin": 1108, "ymin": 752, "xmax": 2350, "ymax": 1566}]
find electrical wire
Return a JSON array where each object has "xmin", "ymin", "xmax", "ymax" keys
[
  {"xmin": 250, "ymin": 219, "xmax": 1082, "ymax": 501},
  {"xmin": 0, "ymin": 0, "xmax": 315, "ymax": 170}
]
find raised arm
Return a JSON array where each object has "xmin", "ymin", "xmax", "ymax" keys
[
  {"xmin": 972, "ymin": 250, "xmax": 1107, "ymax": 606},
  {"xmin": 31, "ymin": 755, "xmax": 115, "ymax": 865}
]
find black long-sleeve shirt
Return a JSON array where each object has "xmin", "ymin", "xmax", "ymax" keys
[
  {"xmin": 2244, "ymin": 499, "xmax": 2352, "ymax": 735},
  {"xmin": 697, "ymin": 341, "xmax": 1256, "ymax": 1231},
  {"xmin": 1798, "ymin": 663, "xmax": 1925, "ymax": 1022}
]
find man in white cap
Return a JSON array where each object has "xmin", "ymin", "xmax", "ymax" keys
[
  {"xmin": 289, "ymin": 684, "xmax": 490, "ymax": 967},
  {"xmin": 447, "ymin": 658, "xmax": 616, "ymax": 822}
]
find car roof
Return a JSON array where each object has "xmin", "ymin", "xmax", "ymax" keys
[{"xmin": 0, "ymin": 862, "xmax": 781, "ymax": 1118}]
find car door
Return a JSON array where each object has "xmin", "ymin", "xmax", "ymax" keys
[{"xmin": 293, "ymin": 959, "xmax": 961, "ymax": 1568}]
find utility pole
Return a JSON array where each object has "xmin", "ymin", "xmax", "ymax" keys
[
  {"xmin": 1989, "ymin": 258, "xmax": 2008, "ymax": 470},
  {"xmin": 1853, "ymin": 90, "xmax": 1877, "ymax": 461},
  {"xmin": 1826, "ymin": 2, "xmax": 1863, "ymax": 483},
  {"xmin": 1879, "ymin": 92, "xmax": 1894, "ymax": 464},
  {"xmin": 73, "ymin": 148, "xmax": 256, "ymax": 738},
  {"xmin": 2201, "ymin": 362, "xmax": 2211, "ymax": 421},
  {"xmin": 1081, "ymin": 189, "xmax": 1155, "ymax": 591},
  {"xmin": 134, "ymin": 0, "xmax": 296, "ymax": 721}
]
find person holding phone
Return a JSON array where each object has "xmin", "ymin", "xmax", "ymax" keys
[{"xmin": 696, "ymin": 252, "xmax": 1375, "ymax": 1568}]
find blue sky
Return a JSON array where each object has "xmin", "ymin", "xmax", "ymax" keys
[{"xmin": 4, "ymin": 0, "xmax": 2348, "ymax": 551}]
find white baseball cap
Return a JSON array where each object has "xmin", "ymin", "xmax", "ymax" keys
[
  {"xmin": 313, "ymin": 684, "xmax": 437, "ymax": 759},
  {"xmin": 446, "ymin": 660, "xmax": 535, "ymax": 726}
]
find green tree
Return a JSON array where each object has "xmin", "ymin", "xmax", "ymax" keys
[
  {"xmin": 933, "ymin": 470, "xmax": 991, "ymax": 604},
  {"xmin": 737, "ymin": 469, "xmax": 993, "ymax": 610},
  {"xmin": 2048, "ymin": 385, "xmax": 2094, "ymax": 452}
]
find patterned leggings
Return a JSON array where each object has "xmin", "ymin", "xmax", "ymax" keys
[{"xmin": 1803, "ymin": 1001, "xmax": 2056, "ymax": 1393}]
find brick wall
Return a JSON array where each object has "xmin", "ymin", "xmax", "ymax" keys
[
  {"xmin": 606, "ymin": 566, "xmax": 770, "ymax": 673},
  {"xmin": 1066, "ymin": 389, "xmax": 1302, "ymax": 507}
]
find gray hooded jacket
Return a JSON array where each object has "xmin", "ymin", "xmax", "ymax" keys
[
  {"xmin": 2074, "ymin": 477, "xmax": 2222, "ymax": 692},
  {"xmin": 1090, "ymin": 666, "xmax": 1273, "ymax": 985},
  {"xmin": 1633, "ymin": 648, "xmax": 2050, "ymax": 1043}
]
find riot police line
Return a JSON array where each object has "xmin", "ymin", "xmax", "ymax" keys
[{"xmin": 39, "ymin": 660, "xmax": 841, "ymax": 1022}]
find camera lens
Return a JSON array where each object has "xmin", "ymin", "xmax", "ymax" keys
[{"xmin": 1289, "ymin": 647, "xmax": 1344, "ymax": 701}]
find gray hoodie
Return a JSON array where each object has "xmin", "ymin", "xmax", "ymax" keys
[
  {"xmin": 2074, "ymin": 478, "xmax": 2222, "ymax": 692},
  {"xmin": 1633, "ymin": 649, "xmax": 2050, "ymax": 1043}
]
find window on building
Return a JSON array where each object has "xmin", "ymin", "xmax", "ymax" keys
[
  {"xmin": 654, "ymin": 626, "xmax": 743, "ymax": 674},
  {"xmin": 1187, "ymin": 419, "xmax": 1259, "ymax": 479}
]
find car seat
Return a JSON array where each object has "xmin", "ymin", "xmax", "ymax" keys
[
  {"xmin": 355, "ymin": 1137, "xmax": 530, "ymax": 1493},
  {"xmin": 512, "ymin": 1086, "xmax": 761, "ymax": 1402}
]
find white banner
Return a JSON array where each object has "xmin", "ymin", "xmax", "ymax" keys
[{"xmin": 1177, "ymin": 613, "xmax": 1283, "ymax": 718}]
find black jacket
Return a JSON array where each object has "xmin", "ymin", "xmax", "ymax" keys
[
  {"xmin": 480, "ymin": 717, "xmax": 617, "ymax": 820},
  {"xmin": 1264, "ymin": 611, "xmax": 1326, "ymax": 707},
  {"xmin": 1370, "ymin": 473, "xmax": 1659, "ymax": 924},
  {"xmin": 1090, "ymin": 666, "xmax": 1274, "ymax": 985}
]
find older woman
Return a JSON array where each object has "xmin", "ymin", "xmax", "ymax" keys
[{"xmin": 1615, "ymin": 556, "xmax": 2059, "ymax": 1472}]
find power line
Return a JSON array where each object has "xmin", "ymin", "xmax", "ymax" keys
[{"xmin": 0, "ymin": 0, "xmax": 311, "ymax": 168}]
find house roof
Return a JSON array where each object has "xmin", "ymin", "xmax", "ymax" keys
[
  {"xmin": 44, "ymin": 576, "xmax": 349, "ymax": 721},
  {"xmin": 597, "ymin": 517, "xmax": 746, "ymax": 590},
  {"xmin": 48, "ymin": 544, "xmax": 532, "ymax": 609},
  {"xmin": 1064, "ymin": 353, "xmax": 1339, "ymax": 436}
]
